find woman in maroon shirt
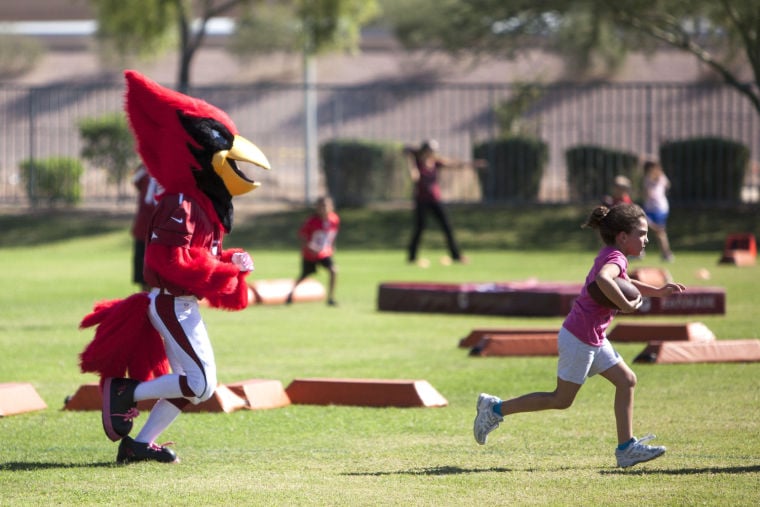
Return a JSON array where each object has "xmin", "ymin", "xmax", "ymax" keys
[{"xmin": 405, "ymin": 139, "xmax": 469, "ymax": 266}]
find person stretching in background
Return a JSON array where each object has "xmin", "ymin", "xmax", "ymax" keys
[
  {"xmin": 286, "ymin": 196, "xmax": 340, "ymax": 306},
  {"xmin": 473, "ymin": 203, "xmax": 685, "ymax": 468},
  {"xmin": 404, "ymin": 139, "xmax": 478, "ymax": 267}
]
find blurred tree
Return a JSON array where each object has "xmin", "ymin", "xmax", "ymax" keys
[
  {"xmin": 91, "ymin": 0, "xmax": 379, "ymax": 92},
  {"xmin": 230, "ymin": 0, "xmax": 378, "ymax": 57},
  {"xmin": 90, "ymin": 0, "xmax": 247, "ymax": 93},
  {"xmin": 231, "ymin": 0, "xmax": 380, "ymax": 202},
  {"xmin": 79, "ymin": 113, "xmax": 138, "ymax": 199},
  {"xmin": 382, "ymin": 0, "xmax": 760, "ymax": 116}
]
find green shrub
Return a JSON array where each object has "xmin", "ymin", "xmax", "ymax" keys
[
  {"xmin": 19, "ymin": 157, "xmax": 84, "ymax": 206},
  {"xmin": 659, "ymin": 137, "xmax": 749, "ymax": 204},
  {"xmin": 565, "ymin": 145, "xmax": 640, "ymax": 202},
  {"xmin": 79, "ymin": 113, "xmax": 137, "ymax": 198},
  {"xmin": 473, "ymin": 136, "xmax": 547, "ymax": 202},
  {"xmin": 320, "ymin": 139, "xmax": 409, "ymax": 207}
]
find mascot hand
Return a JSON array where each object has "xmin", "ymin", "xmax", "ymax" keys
[{"xmin": 231, "ymin": 252, "xmax": 254, "ymax": 272}]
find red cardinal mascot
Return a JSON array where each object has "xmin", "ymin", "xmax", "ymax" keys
[{"xmin": 79, "ymin": 70, "xmax": 270, "ymax": 464}]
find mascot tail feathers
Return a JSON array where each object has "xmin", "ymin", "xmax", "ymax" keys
[{"xmin": 79, "ymin": 293, "xmax": 170, "ymax": 384}]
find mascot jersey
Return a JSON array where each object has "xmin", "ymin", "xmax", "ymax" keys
[{"xmin": 144, "ymin": 194, "xmax": 225, "ymax": 297}]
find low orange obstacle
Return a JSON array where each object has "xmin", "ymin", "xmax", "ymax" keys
[
  {"xmin": 459, "ymin": 328, "xmax": 558, "ymax": 348},
  {"xmin": 634, "ymin": 339, "xmax": 760, "ymax": 364},
  {"xmin": 469, "ymin": 334, "xmax": 558, "ymax": 357},
  {"xmin": 64, "ymin": 383, "xmax": 105, "ymax": 411},
  {"xmin": 285, "ymin": 378, "xmax": 448, "ymax": 408},
  {"xmin": 0, "ymin": 383, "xmax": 47, "ymax": 416},
  {"xmin": 181, "ymin": 385, "xmax": 248, "ymax": 413},
  {"xmin": 249, "ymin": 279, "xmax": 325, "ymax": 305},
  {"xmin": 227, "ymin": 379, "xmax": 291, "ymax": 410},
  {"xmin": 65, "ymin": 383, "xmax": 156, "ymax": 411},
  {"xmin": 63, "ymin": 382, "xmax": 270, "ymax": 413},
  {"xmin": 608, "ymin": 322, "xmax": 715, "ymax": 343},
  {"xmin": 719, "ymin": 233, "xmax": 757, "ymax": 266}
]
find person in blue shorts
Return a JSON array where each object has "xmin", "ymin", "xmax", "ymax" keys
[{"xmin": 642, "ymin": 160, "xmax": 674, "ymax": 262}]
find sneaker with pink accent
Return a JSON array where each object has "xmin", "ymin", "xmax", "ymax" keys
[
  {"xmin": 117, "ymin": 436, "xmax": 179, "ymax": 464},
  {"xmin": 102, "ymin": 377, "xmax": 140, "ymax": 442},
  {"xmin": 615, "ymin": 434, "xmax": 666, "ymax": 468}
]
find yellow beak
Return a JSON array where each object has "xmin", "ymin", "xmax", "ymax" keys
[{"xmin": 212, "ymin": 135, "xmax": 271, "ymax": 196}]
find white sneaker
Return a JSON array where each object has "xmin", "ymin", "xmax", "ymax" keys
[
  {"xmin": 615, "ymin": 434, "xmax": 666, "ymax": 468},
  {"xmin": 473, "ymin": 393, "xmax": 503, "ymax": 445}
]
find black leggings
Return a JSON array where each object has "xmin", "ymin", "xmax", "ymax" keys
[{"xmin": 408, "ymin": 200, "xmax": 461, "ymax": 262}]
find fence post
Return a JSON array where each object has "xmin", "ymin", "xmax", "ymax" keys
[
  {"xmin": 27, "ymin": 87, "xmax": 37, "ymax": 208},
  {"xmin": 303, "ymin": 53, "xmax": 317, "ymax": 205},
  {"xmin": 645, "ymin": 83, "xmax": 653, "ymax": 157}
]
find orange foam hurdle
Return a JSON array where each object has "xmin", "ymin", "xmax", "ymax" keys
[
  {"xmin": 250, "ymin": 278, "xmax": 326, "ymax": 305},
  {"xmin": 0, "ymin": 383, "xmax": 47, "ymax": 416},
  {"xmin": 63, "ymin": 383, "xmax": 103, "ymax": 411},
  {"xmin": 64, "ymin": 382, "xmax": 246, "ymax": 413},
  {"xmin": 459, "ymin": 328, "xmax": 558, "ymax": 348},
  {"xmin": 285, "ymin": 378, "xmax": 448, "ymax": 408},
  {"xmin": 182, "ymin": 385, "xmax": 247, "ymax": 413},
  {"xmin": 719, "ymin": 233, "xmax": 756, "ymax": 266},
  {"xmin": 64, "ymin": 383, "xmax": 155, "ymax": 411},
  {"xmin": 634, "ymin": 339, "xmax": 760, "ymax": 364},
  {"xmin": 469, "ymin": 334, "xmax": 558, "ymax": 357},
  {"xmin": 227, "ymin": 379, "xmax": 291, "ymax": 410},
  {"xmin": 608, "ymin": 322, "xmax": 715, "ymax": 343}
]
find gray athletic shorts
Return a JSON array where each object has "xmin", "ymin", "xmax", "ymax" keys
[{"xmin": 557, "ymin": 326, "xmax": 622, "ymax": 385}]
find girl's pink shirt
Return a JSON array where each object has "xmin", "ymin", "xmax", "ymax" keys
[{"xmin": 562, "ymin": 245, "xmax": 629, "ymax": 346}]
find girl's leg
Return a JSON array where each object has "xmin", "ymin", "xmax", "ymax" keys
[
  {"xmin": 599, "ymin": 362, "xmax": 637, "ymax": 445},
  {"xmin": 474, "ymin": 378, "xmax": 581, "ymax": 445},
  {"xmin": 501, "ymin": 377, "xmax": 582, "ymax": 415}
]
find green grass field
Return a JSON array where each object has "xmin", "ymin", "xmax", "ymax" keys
[{"xmin": 1, "ymin": 205, "xmax": 759, "ymax": 506}]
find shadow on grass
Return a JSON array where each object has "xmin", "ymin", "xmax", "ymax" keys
[
  {"xmin": 0, "ymin": 461, "xmax": 116, "ymax": 471},
  {"xmin": 343, "ymin": 465, "xmax": 514, "ymax": 476},
  {"xmin": 0, "ymin": 210, "xmax": 131, "ymax": 248},
  {"xmin": 348, "ymin": 463, "xmax": 760, "ymax": 477},
  {"xmin": 600, "ymin": 464, "xmax": 760, "ymax": 475}
]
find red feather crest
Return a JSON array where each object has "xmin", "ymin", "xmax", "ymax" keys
[{"xmin": 124, "ymin": 70, "xmax": 238, "ymax": 195}]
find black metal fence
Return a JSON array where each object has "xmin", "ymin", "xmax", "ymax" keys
[{"xmin": 1, "ymin": 80, "xmax": 758, "ymax": 207}]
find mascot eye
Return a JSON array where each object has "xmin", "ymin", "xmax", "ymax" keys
[{"xmin": 177, "ymin": 112, "xmax": 232, "ymax": 151}]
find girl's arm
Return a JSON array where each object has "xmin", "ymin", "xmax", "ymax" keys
[
  {"xmin": 595, "ymin": 263, "xmax": 642, "ymax": 313},
  {"xmin": 631, "ymin": 279, "xmax": 686, "ymax": 298}
]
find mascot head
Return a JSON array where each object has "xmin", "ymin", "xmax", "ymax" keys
[{"xmin": 124, "ymin": 70, "xmax": 270, "ymax": 231}]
